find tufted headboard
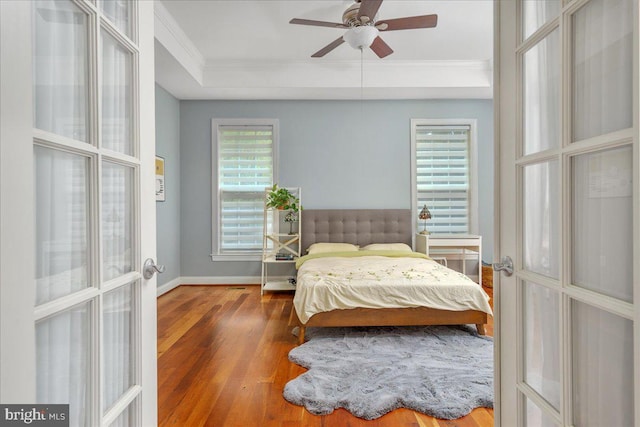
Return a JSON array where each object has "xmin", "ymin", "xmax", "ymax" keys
[{"xmin": 300, "ymin": 209, "xmax": 412, "ymax": 253}]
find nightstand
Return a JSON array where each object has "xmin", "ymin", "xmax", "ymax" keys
[{"xmin": 415, "ymin": 234, "xmax": 482, "ymax": 284}]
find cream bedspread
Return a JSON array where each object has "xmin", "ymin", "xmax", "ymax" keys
[{"xmin": 293, "ymin": 251, "xmax": 493, "ymax": 324}]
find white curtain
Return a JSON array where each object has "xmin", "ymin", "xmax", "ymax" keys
[
  {"xmin": 572, "ymin": 147, "xmax": 633, "ymax": 301},
  {"xmin": 34, "ymin": 147, "xmax": 89, "ymax": 305},
  {"xmin": 523, "ymin": 162, "xmax": 559, "ymax": 279},
  {"xmin": 102, "ymin": 31, "xmax": 132, "ymax": 155},
  {"xmin": 103, "ymin": 284, "xmax": 134, "ymax": 411},
  {"xmin": 572, "ymin": 302, "xmax": 634, "ymax": 427},
  {"xmin": 522, "ymin": 26, "xmax": 560, "ymax": 278},
  {"xmin": 522, "ymin": 1, "xmax": 560, "ymax": 40},
  {"xmin": 36, "ymin": 304, "xmax": 89, "ymax": 427},
  {"xmin": 572, "ymin": 0, "xmax": 634, "ymax": 141},
  {"xmin": 524, "ymin": 282, "xmax": 560, "ymax": 412},
  {"xmin": 33, "ymin": 0, "xmax": 87, "ymax": 142},
  {"xmin": 102, "ymin": 162, "xmax": 134, "ymax": 281},
  {"xmin": 100, "ymin": 0, "xmax": 131, "ymax": 37}
]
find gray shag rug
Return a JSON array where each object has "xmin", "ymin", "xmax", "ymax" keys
[{"xmin": 283, "ymin": 325, "xmax": 493, "ymax": 420}]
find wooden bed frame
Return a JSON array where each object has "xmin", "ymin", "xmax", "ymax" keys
[
  {"xmin": 293, "ymin": 209, "xmax": 489, "ymax": 345},
  {"xmin": 292, "ymin": 307, "xmax": 488, "ymax": 344}
]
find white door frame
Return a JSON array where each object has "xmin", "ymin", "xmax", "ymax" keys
[
  {"xmin": 0, "ymin": 0, "xmax": 37, "ymax": 403},
  {"xmin": 493, "ymin": 1, "xmax": 518, "ymax": 425},
  {"xmin": 138, "ymin": 1, "xmax": 158, "ymax": 422}
]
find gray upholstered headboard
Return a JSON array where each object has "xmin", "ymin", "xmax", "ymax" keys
[{"xmin": 300, "ymin": 209, "xmax": 412, "ymax": 253}]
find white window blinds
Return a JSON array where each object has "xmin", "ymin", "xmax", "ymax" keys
[
  {"xmin": 217, "ymin": 124, "xmax": 274, "ymax": 253},
  {"xmin": 414, "ymin": 124, "xmax": 472, "ymax": 234}
]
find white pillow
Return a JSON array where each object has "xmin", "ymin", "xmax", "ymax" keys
[
  {"xmin": 362, "ymin": 243, "xmax": 413, "ymax": 252},
  {"xmin": 307, "ymin": 243, "xmax": 360, "ymax": 254}
]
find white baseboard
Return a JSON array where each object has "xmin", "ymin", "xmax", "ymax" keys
[
  {"xmin": 178, "ymin": 276, "xmax": 262, "ymax": 285},
  {"xmin": 157, "ymin": 277, "xmax": 181, "ymax": 296}
]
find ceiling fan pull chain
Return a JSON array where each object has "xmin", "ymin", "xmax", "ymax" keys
[{"xmin": 361, "ymin": 47, "xmax": 364, "ymax": 103}]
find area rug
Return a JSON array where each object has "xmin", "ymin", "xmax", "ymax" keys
[{"xmin": 283, "ymin": 325, "xmax": 493, "ymax": 420}]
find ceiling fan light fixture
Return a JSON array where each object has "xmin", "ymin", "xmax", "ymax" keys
[
  {"xmin": 343, "ymin": 25, "xmax": 379, "ymax": 50},
  {"xmin": 290, "ymin": 0, "xmax": 438, "ymax": 58}
]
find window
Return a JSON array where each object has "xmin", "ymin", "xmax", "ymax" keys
[
  {"xmin": 411, "ymin": 119, "xmax": 478, "ymax": 235},
  {"xmin": 211, "ymin": 119, "xmax": 278, "ymax": 259}
]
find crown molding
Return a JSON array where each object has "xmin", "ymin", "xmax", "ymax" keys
[
  {"xmin": 154, "ymin": 0, "xmax": 205, "ymax": 85},
  {"xmin": 168, "ymin": 86, "xmax": 493, "ymax": 100},
  {"xmin": 200, "ymin": 59, "xmax": 492, "ymax": 90},
  {"xmin": 204, "ymin": 59, "xmax": 492, "ymax": 70}
]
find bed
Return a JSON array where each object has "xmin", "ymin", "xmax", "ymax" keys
[{"xmin": 291, "ymin": 209, "xmax": 492, "ymax": 344}]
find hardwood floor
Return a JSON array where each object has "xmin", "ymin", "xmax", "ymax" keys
[{"xmin": 157, "ymin": 285, "xmax": 494, "ymax": 426}]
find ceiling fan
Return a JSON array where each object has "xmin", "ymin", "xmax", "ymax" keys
[{"xmin": 290, "ymin": 0, "xmax": 438, "ymax": 59}]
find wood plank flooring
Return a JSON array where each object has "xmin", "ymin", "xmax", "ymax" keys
[{"xmin": 158, "ymin": 285, "xmax": 494, "ymax": 426}]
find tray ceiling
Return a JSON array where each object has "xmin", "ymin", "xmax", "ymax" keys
[{"xmin": 154, "ymin": 0, "xmax": 493, "ymax": 100}]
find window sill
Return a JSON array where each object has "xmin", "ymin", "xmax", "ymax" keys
[{"xmin": 210, "ymin": 254, "xmax": 261, "ymax": 262}]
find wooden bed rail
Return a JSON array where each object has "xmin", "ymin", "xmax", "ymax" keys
[{"xmin": 291, "ymin": 307, "xmax": 488, "ymax": 345}]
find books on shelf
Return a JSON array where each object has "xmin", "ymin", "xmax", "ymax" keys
[{"xmin": 275, "ymin": 252, "xmax": 295, "ymax": 261}]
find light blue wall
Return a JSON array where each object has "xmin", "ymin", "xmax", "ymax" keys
[
  {"xmin": 180, "ymin": 99, "xmax": 494, "ymax": 277},
  {"xmin": 155, "ymin": 84, "xmax": 181, "ymax": 287}
]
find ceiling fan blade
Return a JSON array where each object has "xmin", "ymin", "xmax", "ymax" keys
[
  {"xmin": 376, "ymin": 14, "xmax": 438, "ymax": 31},
  {"xmin": 311, "ymin": 37, "xmax": 345, "ymax": 58},
  {"xmin": 357, "ymin": 0, "xmax": 383, "ymax": 22},
  {"xmin": 370, "ymin": 36, "xmax": 393, "ymax": 58},
  {"xmin": 290, "ymin": 18, "xmax": 348, "ymax": 29}
]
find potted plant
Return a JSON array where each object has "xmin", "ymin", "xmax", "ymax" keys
[{"xmin": 266, "ymin": 184, "xmax": 301, "ymax": 212}]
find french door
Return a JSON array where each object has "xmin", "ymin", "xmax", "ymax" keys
[
  {"xmin": 496, "ymin": 0, "xmax": 639, "ymax": 425},
  {"xmin": 0, "ymin": 1, "xmax": 157, "ymax": 425}
]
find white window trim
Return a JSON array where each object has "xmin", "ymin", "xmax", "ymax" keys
[
  {"xmin": 410, "ymin": 118, "xmax": 479, "ymax": 239},
  {"xmin": 210, "ymin": 118, "xmax": 279, "ymax": 261}
]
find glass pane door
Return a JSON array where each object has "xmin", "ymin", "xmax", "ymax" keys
[
  {"xmin": 32, "ymin": 1, "xmax": 142, "ymax": 425},
  {"xmin": 511, "ymin": 0, "xmax": 637, "ymax": 425},
  {"xmin": 518, "ymin": 5, "xmax": 563, "ymax": 422},
  {"xmin": 567, "ymin": 0, "xmax": 635, "ymax": 423}
]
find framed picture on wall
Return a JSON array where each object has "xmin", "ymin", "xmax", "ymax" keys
[{"xmin": 156, "ymin": 156, "xmax": 166, "ymax": 202}]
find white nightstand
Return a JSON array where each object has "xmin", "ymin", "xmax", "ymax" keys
[{"xmin": 415, "ymin": 234, "xmax": 482, "ymax": 283}]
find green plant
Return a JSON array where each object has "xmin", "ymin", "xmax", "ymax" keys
[{"xmin": 266, "ymin": 184, "xmax": 302, "ymax": 212}]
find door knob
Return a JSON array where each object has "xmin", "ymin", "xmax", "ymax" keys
[
  {"xmin": 143, "ymin": 258, "xmax": 165, "ymax": 279},
  {"xmin": 493, "ymin": 256, "xmax": 513, "ymax": 276}
]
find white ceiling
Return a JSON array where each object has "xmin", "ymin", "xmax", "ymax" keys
[{"xmin": 154, "ymin": 0, "xmax": 493, "ymax": 100}]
